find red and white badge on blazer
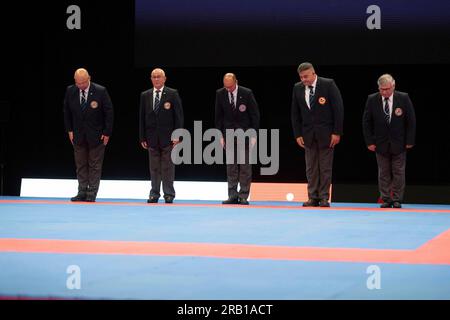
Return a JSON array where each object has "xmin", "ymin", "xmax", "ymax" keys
[
  {"xmin": 395, "ymin": 107, "xmax": 403, "ymax": 116},
  {"xmin": 318, "ymin": 97, "xmax": 326, "ymax": 105},
  {"xmin": 239, "ymin": 104, "xmax": 247, "ymax": 112},
  {"xmin": 90, "ymin": 101, "xmax": 98, "ymax": 109},
  {"xmin": 164, "ymin": 102, "xmax": 171, "ymax": 110}
]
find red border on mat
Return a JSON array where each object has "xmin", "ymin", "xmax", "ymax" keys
[
  {"xmin": 1, "ymin": 199, "xmax": 450, "ymax": 214},
  {"xmin": 1, "ymin": 228, "xmax": 449, "ymax": 265}
]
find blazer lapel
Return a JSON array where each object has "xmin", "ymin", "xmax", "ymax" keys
[
  {"xmin": 74, "ymin": 87, "xmax": 82, "ymax": 109},
  {"xmin": 377, "ymin": 93, "xmax": 390, "ymax": 127},
  {"xmin": 299, "ymin": 85, "xmax": 309, "ymax": 110},
  {"xmin": 224, "ymin": 89, "xmax": 233, "ymax": 110},
  {"xmin": 225, "ymin": 89, "xmax": 231, "ymax": 105},
  {"xmin": 310, "ymin": 77, "xmax": 321, "ymax": 109},
  {"xmin": 236, "ymin": 88, "xmax": 243, "ymax": 110},
  {"xmin": 149, "ymin": 88, "xmax": 154, "ymax": 110},
  {"xmin": 76, "ymin": 86, "xmax": 88, "ymax": 114},
  {"xmin": 85, "ymin": 84, "xmax": 96, "ymax": 109},
  {"xmin": 391, "ymin": 91, "xmax": 399, "ymax": 125},
  {"xmin": 160, "ymin": 87, "xmax": 168, "ymax": 105}
]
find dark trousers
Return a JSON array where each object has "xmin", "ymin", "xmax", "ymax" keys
[
  {"xmin": 376, "ymin": 151, "xmax": 406, "ymax": 203},
  {"xmin": 148, "ymin": 145, "xmax": 175, "ymax": 198},
  {"xmin": 73, "ymin": 142, "xmax": 105, "ymax": 197},
  {"xmin": 225, "ymin": 139, "xmax": 252, "ymax": 200},
  {"xmin": 304, "ymin": 139, "xmax": 334, "ymax": 201}
]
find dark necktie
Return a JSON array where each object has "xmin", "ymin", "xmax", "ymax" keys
[
  {"xmin": 308, "ymin": 86, "xmax": 314, "ymax": 108},
  {"xmin": 384, "ymin": 97, "xmax": 390, "ymax": 124},
  {"xmin": 154, "ymin": 90, "xmax": 161, "ymax": 112},
  {"xmin": 80, "ymin": 90, "xmax": 87, "ymax": 110},
  {"xmin": 229, "ymin": 92, "xmax": 236, "ymax": 110}
]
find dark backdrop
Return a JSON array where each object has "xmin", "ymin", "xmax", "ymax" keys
[
  {"xmin": 1, "ymin": 1, "xmax": 449, "ymax": 203},
  {"xmin": 135, "ymin": 0, "xmax": 450, "ymax": 66}
]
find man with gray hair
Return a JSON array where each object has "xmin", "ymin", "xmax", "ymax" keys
[
  {"xmin": 362, "ymin": 74, "xmax": 416, "ymax": 208},
  {"xmin": 291, "ymin": 62, "xmax": 344, "ymax": 207},
  {"xmin": 139, "ymin": 68, "xmax": 184, "ymax": 204}
]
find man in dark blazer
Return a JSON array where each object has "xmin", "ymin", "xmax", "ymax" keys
[
  {"xmin": 139, "ymin": 68, "xmax": 184, "ymax": 204},
  {"xmin": 291, "ymin": 62, "xmax": 344, "ymax": 207},
  {"xmin": 215, "ymin": 73, "xmax": 260, "ymax": 205},
  {"xmin": 362, "ymin": 74, "xmax": 416, "ymax": 208},
  {"xmin": 64, "ymin": 68, "xmax": 114, "ymax": 202}
]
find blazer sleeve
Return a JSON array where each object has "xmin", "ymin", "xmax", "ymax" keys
[
  {"xmin": 101, "ymin": 88, "xmax": 114, "ymax": 136},
  {"xmin": 139, "ymin": 92, "xmax": 146, "ymax": 142},
  {"xmin": 63, "ymin": 87, "xmax": 73, "ymax": 133},
  {"xmin": 329, "ymin": 80, "xmax": 344, "ymax": 136},
  {"xmin": 291, "ymin": 86, "xmax": 303, "ymax": 139},
  {"xmin": 172, "ymin": 89, "xmax": 184, "ymax": 130},
  {"xmin": 404, "ymin": 93, "xmax": 416, "ymax": 146},
  {"xmin": 362, "ymin": 96, "xmax": 375, "ymax": 146},
  {"xmin": 247, "ymin": 89, "xmax": 260, "ymax": 132},
  {"xmin": 215, "ymin": 91, "xmax": 224, "ymax": 136}
]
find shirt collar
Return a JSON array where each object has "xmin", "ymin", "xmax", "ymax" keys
[
  {"xmin": 154, "ymin": 86, "xmax": 164, "ymax": 94},
  {"xmin": 383, "ymin": 93, "xmax": 393, "ymax": 102},
  {"xmin": 229, "ymin": 85, "xmax": 238, "ymax": 96},
  {"xmin": 306, "ymin": 76, "xmax": 318, "ymax": 90},
  {"xmin": 80, "ymin": 84, "xmax": 90, "ymax": 95},
  {"xmin": 311, "ymin": 76, "xmax": 318, "ymax": 88}
]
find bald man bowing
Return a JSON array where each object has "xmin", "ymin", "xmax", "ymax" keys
[
  {"xmin": 215, "ymin": 73, "xmax": 260, "ymax": 205},
  {"xmin": 63, "ymin": 68, "xmax": 114, "ymax": 202}
]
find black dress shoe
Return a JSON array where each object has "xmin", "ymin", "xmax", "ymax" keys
[
  {"xmin": 392, "ymin": 201, "xmax": 402, "ymax": 208},
  {"xmin": 164, "ymin": 196, "xmax": 174, "ymax": 204},
  {"xmin": 71, "ymin": 194, "xmax": 86, "ymax": 202},
  {"xmin": 238, "ymin": 198, "xmax": 249, "ymax": 205},
  {"xmin": 319, "ymin": 199, "xmax": 330, "ymax": 207},
  {"xmin": 302, "ymin": 199, "xmax": 319, "ymax": 207},
  {"xmin": 85, "ymin": 195, "xmax": 96, "ymax": 202},
  {"xmin": 380, "ymin": 202, "xmax": 392, "ymax": 208},
  {"xmin": 222, "ymin": 197, "xmax": 239, "ymax": 205},
  {"xmin": 147, "ymin": 196, "xmax": 159, "ymax": 203}
]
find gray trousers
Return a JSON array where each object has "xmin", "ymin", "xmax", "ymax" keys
[
  {"xmin": 304, "ymin": 140, "xmax": 334, "ymax": 201},
  {"xmin": 376, "ymin": 152, "xmax": 406, "ymax": 202},
  {"xmin": 148, "ymin": 145, "xmax": 175, "ymax": 198},
  {"xmin": 73, "ymin": 143, "xmax": 105, "ymax": 196},
  {"xmin": 226, "ymin": 139, "xmax": 252, "ymax": 200}
]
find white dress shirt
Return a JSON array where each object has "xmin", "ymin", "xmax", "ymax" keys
[
  {"xmin": 382, "ymin": 94, "xmax": 393, "ymax": 123},
  {"xmin": 79, "ymin": 84, "xmax": 90, "ymax": 104},
  {"xmin": 153, "ymin": 86, "xmax": 164, "ymax": 108},
  {"xmin": 229, "ymin": 85, "xmax": 238, "ymax": 106},
  {"xmin": 305, "ymin": 76, "xmax": 318, "ymax": 109}
]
